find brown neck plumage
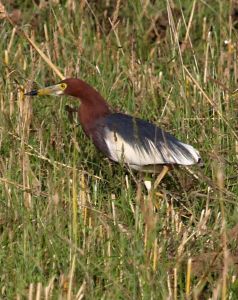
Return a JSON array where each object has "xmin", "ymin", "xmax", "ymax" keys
[{"xmin": 64, "ymin": 78, "xmax": 111, "ymax": 136}]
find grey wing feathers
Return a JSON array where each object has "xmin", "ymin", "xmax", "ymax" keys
[{"xmin": 102, "ymin": 113, "xmax": 201, "ymax": 166}]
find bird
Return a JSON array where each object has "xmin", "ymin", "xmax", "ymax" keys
[{"xmin": 25, "ymin": 78, "xmax": 202, "ymax": 189}]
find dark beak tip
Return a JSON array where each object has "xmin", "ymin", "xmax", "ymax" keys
[{"xmin": 24, "ymin": 90, "xmax": 38, "ymax": 96}]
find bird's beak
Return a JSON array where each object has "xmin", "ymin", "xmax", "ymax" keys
[{"xmin": 24, "ymin": 84, "xmax": 64, "ymax": 96}]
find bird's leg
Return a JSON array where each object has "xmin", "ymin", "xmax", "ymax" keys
[
  {"xmin": 153, "ymin": 165, "xmax": 170, "ymax": 190},
  {"xmin": 144, "ymin": 165, "xmax": 170, "ymax": 244},
  {"xmin": 136, "ymin": 172, "xmax": 143, "ymax": 207}
]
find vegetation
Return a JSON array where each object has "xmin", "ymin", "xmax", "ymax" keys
[{"xmin": 0, "ymin": 0, "xmax": 238, "ymax": 298}]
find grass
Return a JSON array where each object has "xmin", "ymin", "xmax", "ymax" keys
[{"xmin": 0, "ymin": 0, "xmax": 238, "ymax": 298}]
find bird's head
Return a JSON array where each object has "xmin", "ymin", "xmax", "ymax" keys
[
  {"xmin": 24, "ymin": 78, "xmax": 82, "ymax": 97},
  {"xmin": 24, "ymin": 78, "xmax": 111, "ymax": 117}
]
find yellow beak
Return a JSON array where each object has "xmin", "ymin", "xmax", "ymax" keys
[{"xmin": 24, "ymin": 84, "xmax": 64, "ymax": 96}]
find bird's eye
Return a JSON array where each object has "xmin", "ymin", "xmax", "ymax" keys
[{"xmin": 60, "ymin": 83, "xmax": 67, "ymax": 90}]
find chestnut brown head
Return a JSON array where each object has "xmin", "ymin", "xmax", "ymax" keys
[
  {"xmin": 24, "ymin": 78, "xmax": 105, "ymax": 104},
  {"xmin": 25, "ymin": 78, "xmax": 110, "ymax": 122}
]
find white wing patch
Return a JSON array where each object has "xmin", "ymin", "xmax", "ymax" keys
[{"xmin": 103, "ymin": 128, "xmax": 200, "ymax": 167}]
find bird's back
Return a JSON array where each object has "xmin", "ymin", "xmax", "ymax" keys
[{"xmin": 90, "ymin": 113, "xmax": 201, "ymax": 171}]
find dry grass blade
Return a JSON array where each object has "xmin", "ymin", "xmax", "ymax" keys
[
  {"xmin": 0, "ymin": 0, "xmax": 237, "ymax": 298},
  {"xmin": 1, "ymin": 1, "xmax": 65, "ymax": 80},
  {"xmin": 0, "ymin": 126, "xmax": 102, "ymax": 180},
  {"xmin": 23, "ymin": 35, "xmax": 65, "ymax": 80},
  {"xmin": 0, "ymin": 177, "xmax": 48, "ymax": 197},
  {"xmin": 184, "ymin": 66, "xmax": 238, "ymax": 141}
]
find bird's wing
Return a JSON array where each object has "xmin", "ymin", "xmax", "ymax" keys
[{"xmin": 94, "ymin": 113, "xmax": 201, "ymax": 166}]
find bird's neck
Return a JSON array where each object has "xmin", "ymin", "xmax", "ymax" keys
[{"xmin": 78, "ymin": 94, "xmax": 111, "ymax": 136}]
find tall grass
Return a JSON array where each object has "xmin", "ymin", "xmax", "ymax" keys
[{"xmin": 0, "ymin": 0, "xmax": 238, "ymax": 298}]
